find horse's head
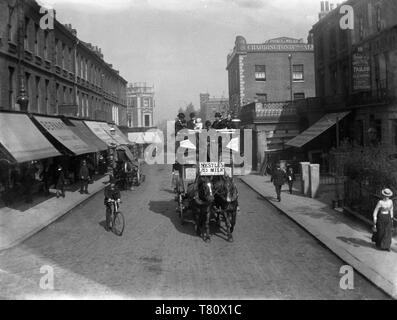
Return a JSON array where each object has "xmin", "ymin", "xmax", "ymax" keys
[
  {"xmin": 198, "ymin": 176, "xmax": 215, "ymax": 203},
  {"xmin": 216, "ymin": 175, "xmax": 238, "ymax": 203}
]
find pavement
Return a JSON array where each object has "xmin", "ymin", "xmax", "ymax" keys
[
  {"xmin": 240, "ymin": 174, "xmax": 397, "ymax": 299},
  {"xmin": 0, "ymin": 175, "xmax": 110, "ymax": 252}
]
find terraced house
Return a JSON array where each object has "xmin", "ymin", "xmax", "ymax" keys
[
  {"xmin": 288, "ymin": 0, "xmax": 397, "ymax": 162},
  {"xmin": 0, "ymin": 0, "xmax": 127, "ymax": 125}
]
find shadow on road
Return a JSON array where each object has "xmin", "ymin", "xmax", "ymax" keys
[{"xmin": 149, "ymin": 199, "xmax": 197, "ymax": 237}]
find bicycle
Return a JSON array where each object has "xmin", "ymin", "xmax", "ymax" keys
[{"xmin": 107, "ymin": 198, "xmax": 125, "ymax": 236}]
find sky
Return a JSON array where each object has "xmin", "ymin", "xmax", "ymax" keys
[{"xmin": 38, "ymin": 0, "xmax": 320, "ymax": 124}]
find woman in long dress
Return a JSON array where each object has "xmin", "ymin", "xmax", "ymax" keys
[{"xmin": 372, "ymin": 188, "xmax": 394, "ymax": 251}]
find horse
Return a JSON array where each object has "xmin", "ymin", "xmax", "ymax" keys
[
  {"xmin": 186, "ymin": 175, "xmax": 215, "ymax": 242},
  {"xmin": 212, "ymin": 175, "xmax": 239, "ymax": 241}
]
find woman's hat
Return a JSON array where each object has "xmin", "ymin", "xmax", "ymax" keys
[
  {"xmin": 177, "ymin": 113, "xmax": 185, "ymax": 119},
  {"xmin": 382, "ymin": 188, "xmax": 393, "ymax": 197}
]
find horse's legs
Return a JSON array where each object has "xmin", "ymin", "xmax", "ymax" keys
[
  {"xmin": 230, "ymin": 203, "xmax": 237, "ymax": 234},
  {"xmin": 204, "ymin": 206, "xmax": 211, "ymax": 241}
]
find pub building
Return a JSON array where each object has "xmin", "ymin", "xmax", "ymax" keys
[{"xmin": 0, "ymin": 109, "xmax": 134, "ymax": 205}]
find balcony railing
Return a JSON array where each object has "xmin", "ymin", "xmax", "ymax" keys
[{"xmin": 240, "ymin": 101, "xmax": 298, "ymax": 124}]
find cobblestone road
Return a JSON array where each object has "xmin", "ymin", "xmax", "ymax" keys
[{"xmin": 0, "ymin": 165, "xmax": 390, "ymax": 299}]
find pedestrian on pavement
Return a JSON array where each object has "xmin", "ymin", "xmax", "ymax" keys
[
  {"xmin": 286, "ymin": 166, "xmax": 295, "ymax": 194},
  {"xmin": 372, "ymin": 188, "xmax": 394, "ymax": 251},
  {"xmin": 104, "ymin": 178, "xmax": 121, "ymax": 232},
  {"xmin": 23, "ymin": 162, "xmax": 36, "ymax": 203},
  {"xmin": 41, "ymin": 161, "xmax": 51, "ymax": 196},
  {"xmin": 79, "ymin": 160, "xmax": 90, "ymax": 194},
  {"xmin": 271, "ymin": 163, "xmax": 286, "ymax": 202},
  {"xmin": 55, "ymin": 164, "xmax": 65, "ymax": 198},
  {"xmin": 98, "ymin": 154, "xmax": 107, "ymax": 175}
]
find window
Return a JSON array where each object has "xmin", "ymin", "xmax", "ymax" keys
[
  {"xmin": 8, "ymin": 67, "xmax": 15, "ymax": 110},
  {"xmin": 63, "ymin": 86, "xmax": 66, "ymax": 104},
  {"xmin": 62, "ymin": 44, "xmax": 66, "ymax": 69},
  {"xmin": 24, "ymin": 17, "xmax": 30, "ymax": 50},
  {"xmin": 34, "ymin": 24, "xmax": 40, "ymax": 56},
  {"xmin": 144, "ymin": 114, "xmax": 150, "ymax": 127},
  {"xmin": 45, "ymin": 80, "xmax": 50, "ymax": 114},
  {"xmin": 69, "ymin": 48, "xmax": 73, "ymax": 72},
  {"xmin": 293, "ymin": 92, "xmax": 305, "ymax": 100},
  {"xmin": 7, "ymin": 6, "xmax": 15, "ymax": 42},
  {"xmin": 56, "ymin": 83, "xmax": 60, "ymax": 106},
  {"xmin": 256, "ymin": 93, "xmax": 267, "ymax": 103},
  {"xmin": 55, "ymin": 39, "xmax": 59, "ymax": 65},
  {"xmin": 376, "ymin": 6, "xmax": 382, "ymax": 31},
  {"xmin": 44, "ymin": 31, "xmax": 49, "ymax": 60},
  {"xmin": 143, "ymin": 98, "xmax": 149, "ymax": 107},
  {"xmin": 255, "ymin": 65, "xmax": 266, "ymax": 81},
  {"xmin": 35, "ymin": 76, "xmax": 41, "ymax": 113},
  {"xmin": 293, "ymin": 64, "xmax": 304, "ymax": 81},
  {"xmin": 359, "ymin": 16, "xmax": 364, "ymax": 40}
]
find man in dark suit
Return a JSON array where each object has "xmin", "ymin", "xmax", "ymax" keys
[
  {"xmin": 187, "ymin": 112, "xmax": 196, "ymax": 130},
  {"xmin": 79, "ymin": 160, "xmax": 90, "ymax": 194},
  {"xmin": 212, "ymin": 112, "xmax": 223, "ymax": 129},
  {"xmin": 175, "ymin": 113, "xmax": 187, "ymax": 133},
  {"xmin": 271, "ymin": 163, "xmax": 286, "ymax": 202}
]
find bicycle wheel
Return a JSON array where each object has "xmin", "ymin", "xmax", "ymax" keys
[{"xmin": 112, "ymin": 211, "xmax": 125, "ymax": 236}]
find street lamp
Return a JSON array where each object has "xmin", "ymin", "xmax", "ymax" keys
[
  {"xmin": 17, "ymin": 77, "xmax": 29, "ymax": 112},
  {"xmin": 288, "ymin": 54, "xmax": 293, "ymax": 102}
]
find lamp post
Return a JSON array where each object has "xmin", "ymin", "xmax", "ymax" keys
[
  {"xmin": 14, "ymin": 0, "xmax": 29, "ymax": 112},
  {"xmin": 288, "ymin": 54, "xmax": 293, "ymax": 102}
]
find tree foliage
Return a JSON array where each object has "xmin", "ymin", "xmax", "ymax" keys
[{"xmin": 333, "ymin": 140, "xmax": 397, "ymax": 193}]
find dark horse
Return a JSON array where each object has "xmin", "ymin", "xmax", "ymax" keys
[
  {"xmin": 186, "ymin": 176, "xmax": 215, "ymax": 242},
  {"xmin": 213, "ymin": 175, "xmax": 239, "ymax": 241}
]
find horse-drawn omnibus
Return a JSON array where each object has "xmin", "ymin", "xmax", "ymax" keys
[{"xmin": 173, "ymin": 129, "xmax": 239, "ymax": 242}]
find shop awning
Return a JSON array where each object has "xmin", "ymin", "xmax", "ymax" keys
[
  {"xmin": 0, "ymin": 113, "xmax": 61, "ymax": 163},
  {"xmin": 112, "ymin": 126, "xmax": 131, "ymax": 145},
  {"xmin": 84, "ymin": 121, "xmax": 118, "ymax": 147},
  {"xmin": 69, "ymin": 120, "xmax": 108, "ymax": 152},
  {"xmin": 116, "ymin": 145, "xmax": 135, "ymax": 162},
  {"xmin": 33, "ymin": 116, "xmax": 92, "ymax": 156},
  {"xmin": 286, "ymin": 112, "xmax": 350, "ymax": 148}
]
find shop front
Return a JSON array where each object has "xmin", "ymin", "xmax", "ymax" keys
[{"xmin": 0, "ymin": 112, "xmax": 62, "ymax": 205}]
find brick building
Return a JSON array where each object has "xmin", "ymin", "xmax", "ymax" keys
[
  {"xmin": 199, "ymin": 93, "xmax": 229, "ymax": 122},
  {"xmin": 287, "ymin": 0, "xmax": 397, "ymax": 162},
  {"xmin": 227, "ymin": 36, "xmax": 316, "ymax": 168},
  {"xmin": 126, "ymin": 82, "xmax": 155, "ymax": 128},
  {"xmin": 226, "ymin": 36, "xmax": 315, "ymax": 114},
  {"xmin": 0, "ymin": 0, "xmax": 127, "ymax": 125}
]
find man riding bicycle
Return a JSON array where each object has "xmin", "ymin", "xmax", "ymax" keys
[{"xmin": 104, "ymin": 178, "xmax": 121, "ymax": 232}]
